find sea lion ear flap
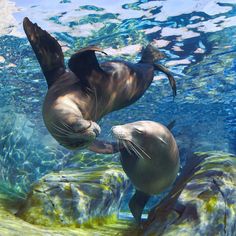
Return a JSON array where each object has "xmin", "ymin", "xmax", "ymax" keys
[{"xmin": 68, "ymin": 46, "xmax": 107, "ymax": 81}]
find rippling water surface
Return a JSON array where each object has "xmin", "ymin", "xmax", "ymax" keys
[{"xmin": 0, "ymin": 0, "xmax": 235, "ymax": 212}]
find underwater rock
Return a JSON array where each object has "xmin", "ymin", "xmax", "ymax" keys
[
  {"xmin": 1, "ymin": 152, "xmax": 235, "ymax": 236},
  {"xmin": 141, "ymin": 152, "xmax": 236, "ymax": 236},
  {"xmin": 0, "ymin": 193, "xmax": 133, "ymax": 236},
  {"xmin": 17, "ymin": 165, "xmax": 130, "ymax": 227}
]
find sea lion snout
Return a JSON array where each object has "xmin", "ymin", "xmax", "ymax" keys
[
  {"xmin": 74, "ymin": 119, "xmax": 101, "ymax": 135},
  {"xmin": 91, "ymin": 122, "xmax": 101, "ymax": 136},
  {"xmin": 112, "ymin": 125, "xmax": 132, "ymax": 141},
  {"xmin": 46, "ymin": 117, "xmax": 101, "ymax": 150}
]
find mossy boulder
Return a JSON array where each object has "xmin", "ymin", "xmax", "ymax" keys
[
  {"xmin": 17, "ymin": 164, "xmax": 130, "ymax": 227},
  {"xmin": 141, "ymin": 152, "xmax": 236, "ymax": 236},
  {"xmin": 0, "ymin": 194, "xmax": 133, "ymax": 236},
  {"xmin": 1, "ymin": 151, "xmax": 235, "ymax": 236}
]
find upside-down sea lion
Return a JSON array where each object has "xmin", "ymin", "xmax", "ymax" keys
[
  {"xmin": 112, "ymin": 121, "xmax": 179, "ymax": 223},
  {"xmin": 23, "ymin": 17, "xmax": 177, "ymax": 150}
]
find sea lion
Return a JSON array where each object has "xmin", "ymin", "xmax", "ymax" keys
[
  {"xmin": 112, "ymin": 121, "xmax": 179, "ymax": 223},
  {"xmin": 23, "ymin": 17, "xmax": 177, "ymax": 150}
]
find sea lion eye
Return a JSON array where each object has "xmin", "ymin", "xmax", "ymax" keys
[
  {"xmin": 73, "ymin": 120, "xmax": 92, "ymax": 133},
  {"xmin": 135, "ymin": 127, "xmax": 143, "ymax": 134}
]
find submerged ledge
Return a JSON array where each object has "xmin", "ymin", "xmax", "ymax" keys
[
  {"xmin": 16, "ymin": 165, "xmax": 131, "ymax": 227},
  {"xmin": 0, "ymin": 151, "xmax": 235, "ymax": 236},
  {"xmin": 0, "ymin": 201, "xmax": 134, "ymax": 235}
]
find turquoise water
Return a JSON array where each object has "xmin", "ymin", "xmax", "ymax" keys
[{"xmin": 0, "ymin": 0, "xmax": 235, "ymax": 215}]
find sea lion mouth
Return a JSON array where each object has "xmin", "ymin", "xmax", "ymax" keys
[
  {"xmin": 75, "ymin": 120, "xmax": 92, "ymax": 133},
  {"xmin": 49, "ymin": 119, "xmax": 101, "ymax": 150},
  {"xmin": 112, "ymin": 126, "xmax": 151, "ymax": 160},
  {"xmin": 90, "ymin": 122, "xmax": 101, "ymax": 136},
  {"xmin": 73, "ymin": 120, "xmax": 101, "ymax": 136}
]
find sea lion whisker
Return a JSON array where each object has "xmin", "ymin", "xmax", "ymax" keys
[
  {"xmin": 50, "ymin": 122, "xmax": 72, "ymax": 135},
  {"xmin": 118, "ymin": 138, "xmax": 125, "ymax": 151},
  {"xmin": 126, "ymin": 141, "xmax": 144, "ymax": 159},
  {"xmin": 122, "ymin": 140, "xmax": 133, "ymax": 156},
  {"xmin": 135, "ymin": 143, "xmax": 152, "ymax": 160},
  {"xmin": 117, "ymin": 139, "xmax": 120, "ymax": 150},
  {"xmin": 129, "ymin": 145, "xmax": 143, "ymax": 159},
  {"xmin": 58, "ymin": 120, "xmax": 74, "ymax": 131},
  {"xmin": 50, "ymin": 133, "xmax": 69, "ymax": 138},
  {"xmin": 93, "ymin": 86, "xmax": 98, "ymax": 121},
  {"xmin": 130, "ymin": 141, "xmax": 152, "ymax": 160},
  {"xmin": 58, "ymin": 123, "xmax": 74, "ymax": 134},
  {"xmin": 50, "ymin": 123, "xmax": 69, "ymax": 135},
  {"xmin": 130, "ymin": 145, "xmax": 144, "ymax": 160}
]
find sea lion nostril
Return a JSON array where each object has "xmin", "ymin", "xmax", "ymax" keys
[
  {"xmin": 94, "ymin": 127, "xmax": 100, "ymax": 136},
  {"xmin": 91, "ymin": 122, "xmax": 101, "ymax": 136}
]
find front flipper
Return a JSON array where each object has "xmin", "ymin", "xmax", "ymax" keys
[
  {"xmin": 23, "ymin": 17, "xmax": 65, "ymax": 88},
  {"xmin": 154, "ymin": 64, "xmax": 177, "ymax": 97},
  {"xmin": 68, "ymin": 46, "xmax": 107, "ymax": 88},
  {"xmin": 87, "ymin": 139, "xmax": 120, "ymax": 154},
  {"xmin": 129, "ymin": 189, "xmax": 150, "ymax": 224}
]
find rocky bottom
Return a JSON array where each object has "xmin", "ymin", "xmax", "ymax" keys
[{"xmin": 0, "ymin": 151, "xmax": 235, "ymax": 236}]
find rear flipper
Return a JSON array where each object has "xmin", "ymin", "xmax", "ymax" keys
[
  {"xmin": 139, "ymin": 44, "xmax": 176, "ymax": 97},
  {"xmin": 140, "ymin": 44, "xmax": 165, "ymax": 64},
  {"xmin": 23, "ymin": 17, "xmax": 65, "ymax": 88},
  {"xmin": 129, "ymin": 189, "xmax": 150, "ymax": 224},
  {"xmin": 154, "ymin": 63, "xmax": 177, "ymax": 97}
]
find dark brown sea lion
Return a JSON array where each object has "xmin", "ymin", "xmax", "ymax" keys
[
  {"xmin": 111, "ymin": 121, "xmax": 179, "ymax": 223},
  {"xmin": 23, "ymin": 17, "xmax": 176, "ymax": 150}
]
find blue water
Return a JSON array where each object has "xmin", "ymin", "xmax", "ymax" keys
[{"xmin": 0, "ymin": 0, "xmax": 235, "ymax": 212}]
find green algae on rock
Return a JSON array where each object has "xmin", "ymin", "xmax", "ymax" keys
[
  {"xmin": 141, "ymin": 152, "xmax": 236, "ymax": 236},
  {"xmin": 0, "ymin": 194, "xmax": 134, "ymax": 236},
  {"xmin": 17, "ymin": 165, "xmax": 130, "ymax": 228},
  {"xmin": 1, "ymin": 152, "xmax": 235, "ymax": 236}
]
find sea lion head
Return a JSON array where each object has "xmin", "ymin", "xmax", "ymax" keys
[
  {"xmin": 140, "ymin": 44, "xmax": 165, "ymax": 64},
  {"xmin": 112, "ymin": 121, "xmax": 173, "ymax": 160},
  {"xmin": 43, "ymin": 95, "xmax": 101, "ymax": 150},
  {"xmin": 50, "ymin": 120, "xmax": 100, "ymax": 150},
  {"xmin": 45, "ymin": 117, "xmax": 101, "ymax": 150}
]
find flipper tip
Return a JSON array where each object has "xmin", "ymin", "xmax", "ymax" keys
[
  {"xmin": 23, "ymin": 17, "xmax": 32, "ymax": 29},
  {"xmin": 129, "ymin": 190, "xmax": 150, "ymax": 224}
]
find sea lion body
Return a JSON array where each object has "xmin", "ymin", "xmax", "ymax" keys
[
  {"xmin": 112, "ymin": 121, "xmax": 179, "ymax": 222},
  {"xmin": 42, "ymin": 61, "xmax": 154, "ymax": 149},
  {"xmin": 43, "ymin": 61, "xmax": 155, "ymax": 119},
  {"xmin": 23, "ymin": 17, "xmax": 176, "ymax": 150}
]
